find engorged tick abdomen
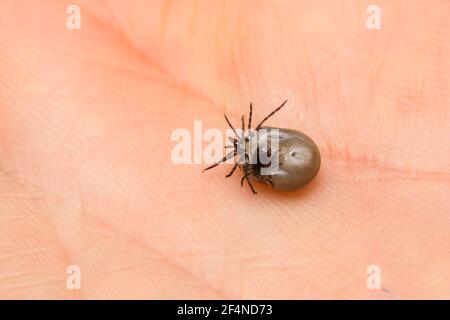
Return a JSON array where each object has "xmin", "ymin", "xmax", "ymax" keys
[{"xmin": 257, "ymin": 127, "xmax": 321, "ymax": 191}]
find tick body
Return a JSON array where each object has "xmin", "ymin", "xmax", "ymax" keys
[{"xmin": 203, "ymin": 101, "xmax": 321, "ymax": 194}]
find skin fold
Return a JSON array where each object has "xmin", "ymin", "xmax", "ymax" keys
[{"xmin": 0, "ymin": 0, "xmax": 449, "ymax": 299}]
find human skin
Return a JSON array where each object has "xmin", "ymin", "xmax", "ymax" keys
[{"xmin": 0, "ymin": 0, "xmax": 449, "ymax": 299}]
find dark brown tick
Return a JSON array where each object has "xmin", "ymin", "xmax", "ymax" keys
[{"xmin": 203, "ymin": 101, "xmax": 321, "ymax": 194}]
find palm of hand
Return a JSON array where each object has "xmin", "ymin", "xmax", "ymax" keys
[{"xmin": 1, "ymin": 1, "xmax": 449, "ymax": 298}]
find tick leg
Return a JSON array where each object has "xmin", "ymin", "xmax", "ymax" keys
[
  {"xmin": 241, "ymin": 115, "xmax": 245, "ymax": 139},
  {"xmin": 245, "ymin": 176, "xmax": 258, "ymax": 194},
  {"xmin": 256, "ymin": 100, "xmax": 288, "ymax": 130},
  {"xmin": 248, "ymin": 102, "xmax": 253, "ymax": 130},
  {"xmin": 224, "ymin": 114, "xmax": 239, "ymax": 139},
  {"xmin": 240, "ymin": 174, "xmax": 248, "ymax": 187},
  {"xmin": 203, "ymin": 150, "xmax": 236, "ymax": 172},
  {"xmin": 225, "ymin": 163, "xmax": 238, "ymax": 178},
  {"xmin": 265, "ymin": 178, "xmax": 274, "ymax": 188},
  {"xmin": 228, "ymin": 137, "xmax": 238, "ymax": 144}
]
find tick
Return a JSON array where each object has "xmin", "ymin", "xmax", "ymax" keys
[{"xmin": 203, "ymin": 100, "xmax": 321, "ymax": 194}]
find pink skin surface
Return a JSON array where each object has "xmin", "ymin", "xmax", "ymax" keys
[{"xmin": 0, "ymin": 0, "xmax": 449, "ymax": 299}]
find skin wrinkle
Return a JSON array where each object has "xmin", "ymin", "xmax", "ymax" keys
[
  {"xmin": 89, "ymin": 219, "xmax": 230, "ymax": 299},
  {"xmin": 83, "ymin": 1, "xmax": 214, "ymax": 106},
  {"xmin": 91, "ymin": 185, "xmax": 324, "ymax": 298},
  {"xmin": 0, "ymin": 174, "xmax": 81, "ymax": 298},
  {"xmin": 71, "ymin": 196, "xmax": 227, "ymax": 298},
  {"xmin": 322, "ymin": 146, "xmax": 450, "ymax": 178}
]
